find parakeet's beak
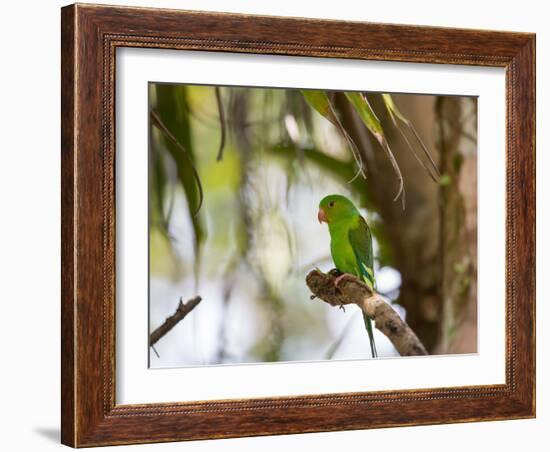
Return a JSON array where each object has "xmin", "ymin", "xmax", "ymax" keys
[{"xmin": 318, "ymin": 208, "xmax": 328, "ymax": 224}]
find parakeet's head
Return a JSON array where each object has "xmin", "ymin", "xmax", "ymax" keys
[{"xmin": 318, "ymin": 195, "xmax": 359, "ymax": 224}]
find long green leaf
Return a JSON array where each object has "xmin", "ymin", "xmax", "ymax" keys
[
  {"xmin": 301, "ymin": 90, "xmax": 366, "ymax": 181},
  {"xmin": 345, "ymin": 92, "xmax": 405, "ymax": 207},
  {"xmin": 301, "ymin": 90, "xmax": 335, "ymax": 122},
  {"xmin": 214, "ymin": 87, "xmax": 227, "ymax": 161},
  {"xmin": 152, "ymin": 85, "xmax": 206, "ymax": 271},
  {"xmin": 345, "ymin": 92, "xmax": 384, "ymax": 142}
]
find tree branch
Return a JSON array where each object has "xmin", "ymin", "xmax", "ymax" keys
[
  {"xmin": 306, "ymin": 270, "xmax": 427, "ymax": 356},
  {"xmin": 149, "ymin": 296, "xmax": 202, "ymax": 347}
]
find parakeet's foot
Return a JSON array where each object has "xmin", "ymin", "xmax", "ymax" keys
[
  {"xmin": 329, "ymin": 268, "xmax": 343, "ymax": 278},
  {"xmin": 338, "ymin": 304, "xmax": 346, "ymax": 312},
  {"xmin": 333, "ymin": 272, "xmax": 356, "ymax": 289}
]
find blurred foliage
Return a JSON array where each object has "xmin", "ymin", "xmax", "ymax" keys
[
  {"xmin": 149, "ymin": 85, "xmax": 438, "ymax": 259},
  {"xmin": 148, "ymin": 83, "xmax": 442, "ymax": 365}
]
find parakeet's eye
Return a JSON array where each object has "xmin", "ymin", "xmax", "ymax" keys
[{"xmin": 328, "ymin": 201, "xmax": 335, "ymax": 208}]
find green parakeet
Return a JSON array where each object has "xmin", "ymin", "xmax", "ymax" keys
[{"xmin": 318, "ymin": 194, "xmax": 378, "ymax": 358}]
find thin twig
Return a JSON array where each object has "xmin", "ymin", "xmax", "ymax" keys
[
  {"xmin": 151, "ymin": 344, "xmax": 160, "ymax": 358},
  {"xmin": 324, "ymin": 314, "xmax": 358, "ymax": 360},
  {"xmin": 149, "ymin": 296, "xmax": 202, "ymax": 346}
]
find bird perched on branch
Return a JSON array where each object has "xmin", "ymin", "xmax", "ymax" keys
[{"xmin": 318, "ymin": 194, "xmax": 378, "ymax": 358}]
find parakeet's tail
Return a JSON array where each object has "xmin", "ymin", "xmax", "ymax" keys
[{"xmin": 362, "ymin": 312, "xmax": 378, "ymax": 358}]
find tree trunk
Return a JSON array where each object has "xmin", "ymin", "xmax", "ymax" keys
[{"xmin": 435, "ymin": 96, "xmax": 477, "ymax": 354}]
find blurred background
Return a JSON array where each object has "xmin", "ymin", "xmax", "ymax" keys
[{"xmin": 148, "ymin": 83, "xmax": 478, "ymax": 367}]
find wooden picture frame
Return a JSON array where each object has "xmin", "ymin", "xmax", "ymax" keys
[{"xmin": 61, "ymin": 3, "xmax": 535, "ymax": 447}]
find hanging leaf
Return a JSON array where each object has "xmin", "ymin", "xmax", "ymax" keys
[
  {"xmin": 151, "ymin": 84, "xmax": 206, "ymax": 273},
  {"xmin": 381, "ymin": 93, "xmax": 408, "ymax": 124},
  {"xmin": 301, "ymin": 90, "xmax": 366, "ymax": 182},
  {"xmin": 382, "ymin": 93, "xmax": 441, "ymax": 181},
  {"xmin": 215, "ymin": 87, "xmax": 227, "ymax": 161},
  {"xmin": 345, "ymin": 92, "xmax": 384, "ymax": 142},
  {"xmin": 301, "ymin": 90, "xmax": 335, "ymax": 122},
  {"xmin": 345, "ymin": 92, "xmax": 405, "ymax": 207}
]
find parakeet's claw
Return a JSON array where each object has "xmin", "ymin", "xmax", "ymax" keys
[
  {"xmin": 339, "ymin": 304, "xmax": 346, "ymax": 312},
  {"xmin": 329, "ymin": 268, "xmax": 343, "ymax": 278}
]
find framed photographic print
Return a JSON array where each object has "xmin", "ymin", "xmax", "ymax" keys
[{"xmin": 61, "ymin": 3, "xmax": 535, "ymax": 447}]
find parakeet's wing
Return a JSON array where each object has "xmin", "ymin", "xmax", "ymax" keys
[{"xmin": 348, "ymin": 216, "xmax": 375, "ymax": 290}]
